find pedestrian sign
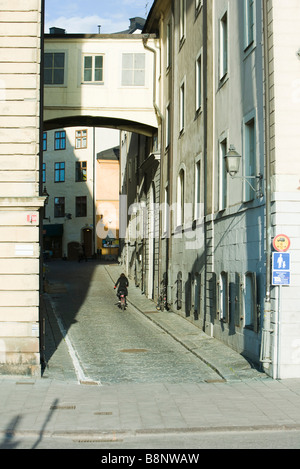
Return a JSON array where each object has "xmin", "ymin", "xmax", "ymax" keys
[
  {"xmin": 272, "ymin": 252, "xmax": 291, "ymax": 286},
  {"xmin": 273, "ymin": 252, "xmax": 290, "ymax": 271}
]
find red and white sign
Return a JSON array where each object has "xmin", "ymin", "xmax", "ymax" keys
[
  {"xmin": 273, "ymin": 234, "xmax": 291, "ymax": 252},
  {"xmin": 27, "ymin": 214, "xmax": 37, "ymax": 224}
]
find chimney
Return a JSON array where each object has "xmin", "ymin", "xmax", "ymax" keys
[{"xmin": 49, "ymin": 27, "xmax": 66, "ymax": 35}]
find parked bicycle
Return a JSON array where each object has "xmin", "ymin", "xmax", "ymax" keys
[{"xmin": 156, "ymin": 275, "xmax": 168, "ymax": 311}]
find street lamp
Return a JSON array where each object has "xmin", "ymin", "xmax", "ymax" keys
[
  {"xmin": 42, "ymin": 186, "xmax": 49, "ymax": 204},
  {"xmin": 225, "ymin": 145, "xmax": 242, "ymax": 177},
  {"xmin": 225, "ymin": 145, "xmax": 263, "ymax": 198},
  {"xmin": 42, "ymin": 186, "xmax": 50, "ymax": 221}
]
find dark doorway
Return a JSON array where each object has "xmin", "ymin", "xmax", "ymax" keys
[{"xmin": 83, "ymin": 228, "xmax": 93, "ymax": 257}]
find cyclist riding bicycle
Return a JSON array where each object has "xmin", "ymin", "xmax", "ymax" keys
[{"xmin": 114, "ymin": 273, "xmax": 129, "ymax": 304}]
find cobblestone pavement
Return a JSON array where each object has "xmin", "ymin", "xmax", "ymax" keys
[{"xmin": 43, "ymin": 260, "xmax": 221, "ymax": 384}]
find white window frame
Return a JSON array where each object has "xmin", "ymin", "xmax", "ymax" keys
[
  {"xmin": 166, "ymin": 21, "xmax": 172, "ymax": 70},
  {"xmin": 194, "ymin": 154, "xmax": 202, "ymax": 220},
  {"xmin": 196, "ymin": 50, "xmax": 203, "ymax": 113},
  {"xmin": 179, "ymin": 79, "xmax": 185, "ymax": 134},
  {"xmin": 82, "ymin": 54, "xmax": 104, "ymax": 83},
  {"xmin": 121, "ymin": 53, "xmax": 146, "ymax": 87},
  {"xmin": 165, "ymin": 102, "xmax": 171, "ymax": 149},
  {"xmin": 219, "ymin": 10, "xmax": 228, "ymax": 81},
  {"xmin": 243, "ymin": 109, "xmax": 257, "ymax": 202},
  {"xmin": 163, "ymin": 184, "xmax": 169, "ymax": 236},
  {"xmin": 195, "ymin": 0, "xmax": 202, "ymax": 15},
  {"xmin": 179, "ymin": 0, "xmax": 186, "ymax": 44},
  {"xmin": 219, "ymin": 271, "xmax": 229, "ymax": 321},
  {"xmin": 177, "ymin": 166, "xmax": 185, "ymax": 227},
  {"xmin": 244, "ymin": 272, "xmax": 257, "ymax": 330},
  {"xmin": 219, "ymin": 135, "xmax": 228, "ymax": 211},
  {"xmin": 244, "ymin": 0, "xmax": 256, "ymax": 51}
]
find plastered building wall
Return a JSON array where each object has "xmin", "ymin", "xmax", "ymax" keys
[{"xmin": 269, "ymin": 0, "xmax": 300, "ymax": 378}]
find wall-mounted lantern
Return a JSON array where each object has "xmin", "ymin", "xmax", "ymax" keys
[{"xmin": 225, "ymin": 145, "xmax": 263, "ymax": 198}]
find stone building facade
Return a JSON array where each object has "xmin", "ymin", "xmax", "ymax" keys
[
  {"xmin": 121, "ymin": 0, "xmax": 300, "ymax": 379},
  {"xmin": 0, "ymin": 0, "xmax": 44, "ymax": 375}
]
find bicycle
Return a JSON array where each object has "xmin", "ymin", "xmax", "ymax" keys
[
  {"xmin": 156, "ymin": 277, "xmax": 168, "ymax": 311},
  {"xmin": 116, "ymin": 288, "xmax": 127, "ymax": 311},
  {"xmin": 120, "ymin": 292, "xmax": 126, "ymax": 311}
]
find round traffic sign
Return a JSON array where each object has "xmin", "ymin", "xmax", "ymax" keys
[{"xmin": 273, "ymin": 234, "xmax": 290, "ymax": 252}]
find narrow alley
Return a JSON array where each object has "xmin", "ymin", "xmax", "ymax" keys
[{"xmin": 42, "ymin": 260, "xmax": 222, "ymax": 384}]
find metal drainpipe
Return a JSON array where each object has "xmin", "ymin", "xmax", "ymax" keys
[
  {"xmin": 142, "ymin": 34, "xmax": 164, "ymax": 125},
  {"xmin": 261, "ymin": 0, "xmax": 272, "ymax": 371}
]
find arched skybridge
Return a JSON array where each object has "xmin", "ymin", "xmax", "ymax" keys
[{"xmin": 43, "ymin": 31, "xmax": 158, "ymax": 136}]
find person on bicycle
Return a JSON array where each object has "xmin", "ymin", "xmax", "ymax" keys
[{"xmin": 114, "ymin": 273, "xmax": 129, "ymax": 304}]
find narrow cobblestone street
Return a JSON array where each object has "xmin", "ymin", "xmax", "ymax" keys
[{"xmin": 43, "ymin": 260, "xmax": 220, "ymax": 384}]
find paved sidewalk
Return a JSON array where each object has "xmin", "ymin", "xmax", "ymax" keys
[
  {"xmin": 1, "ymin": 261, "xmax": 300, "ymax": 444},
  {"xmin": 1, "ymin": 367, "xmax": 300, "ymax": 443}
]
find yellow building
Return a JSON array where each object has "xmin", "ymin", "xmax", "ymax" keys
[{"xmin": 96, "ymin": 146, "xmax": 120, "ymax": 260}]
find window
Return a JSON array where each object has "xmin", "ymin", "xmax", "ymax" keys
[
  {"xmin": 55, "ymin": 131, "xmax": 66, "ymax": 150},
  {"xmin": 176, "ymin": 271, "xmax": 183, "ymax": 310},
  {"xmin": 219, "ymin": 138, "xmax": 227, "ymax": 210},
  {"xmin": 44, "ymin": 52, "xmax": 65, "ymax": 85},
  {"xmin": 244, "ymin": 0, "xmax": 255, "ymax": 49},
  {"xmin": 75, "ymin": 130, "xmax": 87, "ymax": 149},
  {"xmin": 196, "ymin": 53, "xmax": 202, "ymax": 112},
  {"xmin": 76, "ymin": 196, "xmax": 87, "ymax": 217},
  {"xmin": 179, "ymin": 0, "xmax": 186, "ymax": 44},
  {"xmin": 54, "ymin": 162, "xmax": 65, "ymax": 182},
  {"xmin": 163, "ymin": 185, "xmax": 169, "ymax": 235},
  {"xmin": 166, "ymin": 103, "xmax": 171, "ymax": 148},
  {"xmin": 196, "ymin": 0, "xmax": 202, "ymax": 14},
  {"xmin": 54, "ymin": 197, "xmax": 65, "ymax": 218},
  {"xmin": 219, "ymin": 272, "xmax": 229, "ymax": 321},
  {"xmin": 122, "ymin": 53, "xmax": 145, "ymax": 86},
  {"xmin": 194, "ymin": 158, "xmax": 201, "ymax": 219},
  {"xmin": 220, "ymin": 11, "xmax": 228, "ymax": 80},
  {"xmin": 42, "ymin": 163, "xmax": 46, "ymax": 183},
  {"xmin": 43, "ymin": 132, "xmax": 47, "ymax": 151},
  {"xmin": 180, "ymin": 81, "xmax": 185, "ymax": 134},
  {"xmin": 177, "ymin": 168, "xmax": 185, "ymax": 226},
  {"xmin": 244, "ymin": 272, "xmax": 257, "ymax": 330},
  {"xmin": 244, "ymin": 116, "xmax": 256, "ymax": 201},
  {"xmin": 83, "ymin": 55, "xmax": 103, "ymax": 83},
  {"xmin": 167, "ymin": 22, "xmax": 172, "ymax": 69},
  {"xmin": 76, "ymin": 161, "xmax": 87, "ymax": 182}
]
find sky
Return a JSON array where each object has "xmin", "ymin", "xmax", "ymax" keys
[{"xmin": 44, "ymin": 0, "xmax": 155, "ymax": 34}]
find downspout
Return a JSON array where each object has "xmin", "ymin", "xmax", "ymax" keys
[
  {"xmin": 39, "ymin": 0, "xmax": 46, "ymax": 367},
  {"xmin": 93, "ymin": 127, "xmax": 96, "ymax": 256},
  {"xmin": 260, "ymin": 0, "xmax": 273, "ymax": 372},
  {"xmin": 203, "ymin": 0, "xmax": 208, "ymax": 333},
  {"xmin": 142, "ymin": 34, "xmax": 164, "ymax": 125}
]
